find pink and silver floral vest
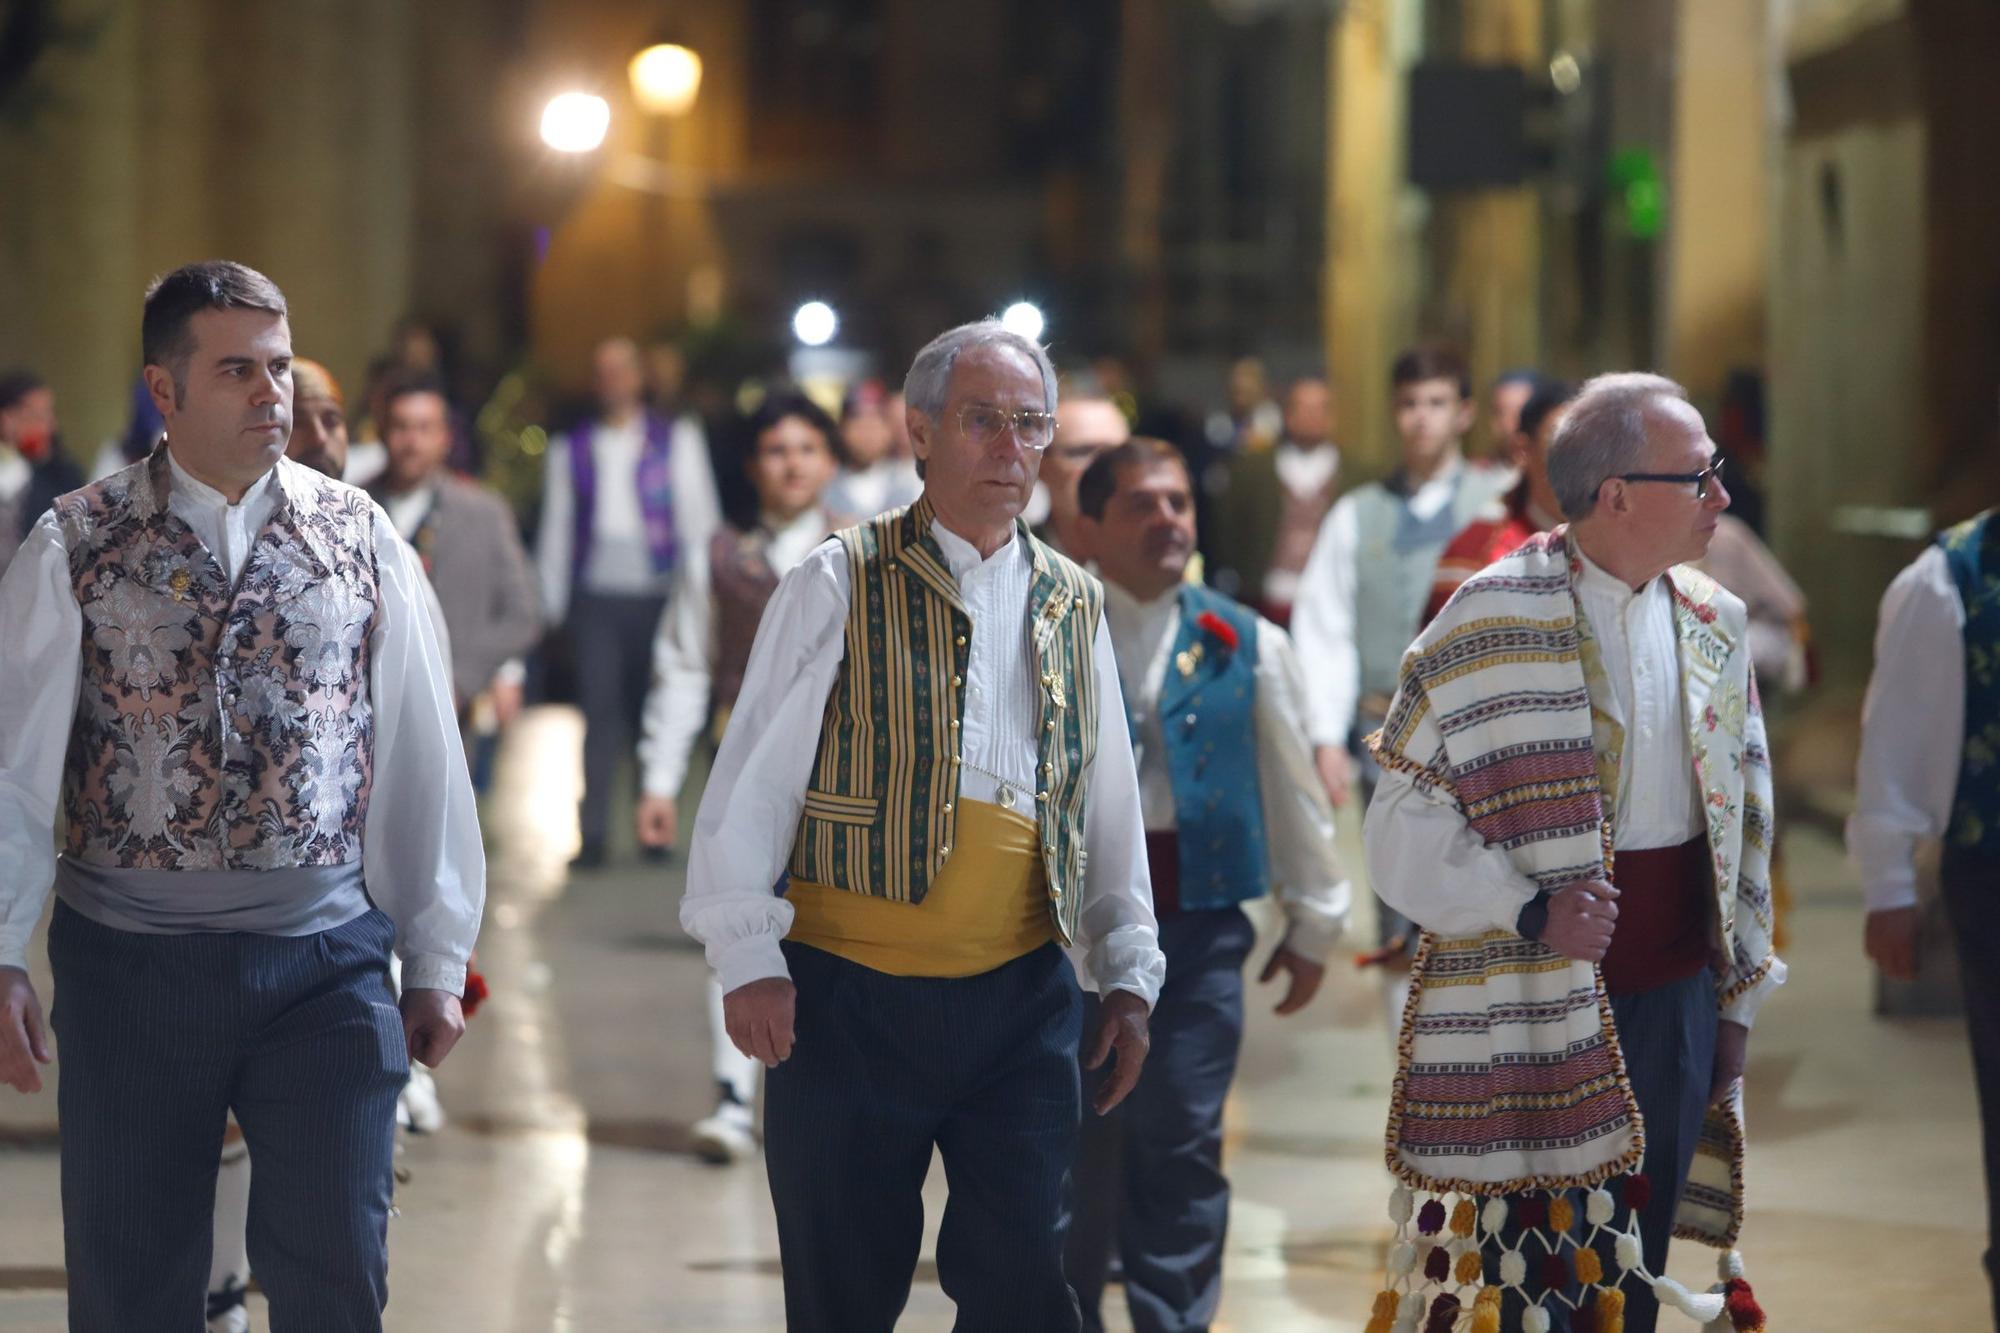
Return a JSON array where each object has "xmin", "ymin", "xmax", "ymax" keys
[{"xmin": 54, "ymin": 445, "xmax": 382, "ymax": 871}]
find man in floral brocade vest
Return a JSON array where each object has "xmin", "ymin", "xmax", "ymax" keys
[{"xmin": 0, "ymin": 262, "xmax": 483, "ymax": 1332}]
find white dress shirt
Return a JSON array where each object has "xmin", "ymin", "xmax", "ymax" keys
[
  {"xmin": 0, "ymin": 445, "xmax": 28, "ymax": 507},
  {"xmin": 1364, "ymin": 546, "xmax": 1703, "ymax": 942},
  {"xmin": 1848, "ymin": 544, "xmax": 1965, "ymax": 911},
  {"xmin": 0, "ymin": 449, "xmax": 485, "ymax": 993},
  {"xmin": 680, "ymin": 519, "xmax": 1166, "ymax": 1005},
  {"xmin": 534, "ymin": 413, "xmax": 722, "ymax": 624},
  {"xmin": 824, "ymin": 461, "xmax": 922, "ymax": 521},
  {"xmin": 1273, "ymin": 440, "xmax": 1340, "ymax": 501},
  {"xmin": 639, "ymin": 507, "xmax": 834, "ymax": 800},
  {"xmin": 369, "ymin": 482, "xmax": 459, "ymax": 682},
  {"xmin": 1102, "ymin": 581, "xmax": 1351, "ymax": 961},
  {"xmin": 380, "ymin": 485, "xmax": 436, "ymax": 540},
  {"xmin": 1292, "ymin": 458, "xmax": 1470, "ymax": 746}
]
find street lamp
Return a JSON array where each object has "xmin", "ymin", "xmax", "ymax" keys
[
  {"xmin": 629, "ymin": 43, "xmax": 703, "ymax": 117},
  {"xmin": 1001, "ymin": 301, "xmax": 1046, "ymax": 342},
  {"xmin": 540, "ymin": 92, "xmax": 610, "ymax": 153},
  {"xmin": 793, "ymin": 301, "xmax": 839, "ymax": 347}
]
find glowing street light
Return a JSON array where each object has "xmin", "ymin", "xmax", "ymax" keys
[
  {"xmin": 629, "ymin": 43, "xmax": 703, "ymax": 116},
  {"xmin": 793, "ymin": 301, "xmax": 839, "ymax": 347},
  {"xmin": 1001, "ymin": 301, "xmax": 1046, "ymax": 342},
  {"xmin": 540, "ymin": 92, "xmax": 611, "ymax": 153}
]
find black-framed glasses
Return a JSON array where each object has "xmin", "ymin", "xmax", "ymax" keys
[
  {"xmin": 1618, "ymin": 453, "xmax": 1727, "ymax": 500},
  {"xmin": 957, "ymin": 403, "xmax": 1057, "ymax": 453}
]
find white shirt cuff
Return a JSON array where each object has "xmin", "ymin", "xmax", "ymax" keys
[
  {"xmin": 1086, "ymin": 924, "xmax": 1166, "ymax": 1010},
  {"xmin": 1277, "ymin": 904, "xmax": 1346, "ymax": 964},
  {"xmin": 402, "ymin": 953, "xmax": 468, "ymax": 995},
  {"xmin": 711, "ymin": 931, "xmax": 794, "ymax": 995}
]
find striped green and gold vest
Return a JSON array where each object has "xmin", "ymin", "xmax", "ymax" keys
[{"xmin": 789, "ymin": 495, "xmax": 1102, "ymax": 945}]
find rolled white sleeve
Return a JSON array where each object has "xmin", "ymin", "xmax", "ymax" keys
[
  {"xmin": 534, "ymin": 439, "xmax": 574, "ymax": 626},
  {"xmin": 1847, "ymin": 545, "xmax": 1966, "ymax": 912},
  {"xmin": 1290, "ymin": 496, "xmax": 1361, "ymax": 746},
  {"xmin": 0, "ymin": 513, "xmax": 82, "ymax": 973},
  {"xmin": 680, "ymin": 544, "xmax": 847, "ymax": 994},
  {"xmin": 363, "ymin": 511, "xmax": 485, "ymax": 994},
  {"xmin": 1077, "ymin": 617, "xmax": 1167, "ymax": 1008},
  {"xmin": 1253, "ymin": 620, "xmax": 1350, "ymax": 961},
  {"xmin": 638, "ymin": 542, "xmax": 717, "ymax": 800},
  {"xmin": 1364, "ymin": 762, "xmax": 1541, "ymax": 939}
]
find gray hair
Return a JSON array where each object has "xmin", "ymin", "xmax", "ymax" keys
[
  {"xmin": 903, "ymin": 319, "xmax": 1058, "ymax": 421},
  {"xmin": 1546, "ymin": 372, "xmax": 1689, "ymax": 519}
]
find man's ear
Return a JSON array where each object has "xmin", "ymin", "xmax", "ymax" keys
[
  {"xmin": 142, "ymin": 364, "xmax": 178, "ymax": 420},
  {"xmin": 1454, "ymin": 398, "xmax": 1477, "ymax": 437}
]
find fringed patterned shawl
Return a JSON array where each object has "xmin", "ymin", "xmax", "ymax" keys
[{"xmin": 1360, "ymin": 529, "xmax": 1784, "ymax": 1332}]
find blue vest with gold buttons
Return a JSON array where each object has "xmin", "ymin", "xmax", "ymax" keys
[
  {"xmin": 1938, "ymin": 510, "xmax": 2000, "ymax": 855},
  {"xmin": 1141, "ymin": 585, "xmax": 1271, "ymax": 909}
]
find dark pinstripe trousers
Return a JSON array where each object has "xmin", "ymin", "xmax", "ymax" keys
[
  {"xmin": 48, "ymin": 901, "xmax": 408, "ymax": 1332},
  {"xmin": 764, "ymin": 940, "xmax": 1085, "ymax": 1332}
]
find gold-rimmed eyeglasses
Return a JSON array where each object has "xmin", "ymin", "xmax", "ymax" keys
[{"xmin": 957, "ymin": 403, "xmax": 1057, "ymax": 453}]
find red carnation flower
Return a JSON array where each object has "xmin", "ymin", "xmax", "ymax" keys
[
  {"xmin": 1196, "ymin": 610, "xmax": 1239, "ymax": 651},
  {"xmin": 461, "ymin": 964, "xmax": 490, "ymax": 1019}
]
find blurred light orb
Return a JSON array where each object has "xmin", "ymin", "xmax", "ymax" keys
[
  {"xmin": 793, "ymin": 301, "xmax": 838, "ymax": 347},
  {"xmin": 1549, "ymin": 51, "xmax": 1582, "ymax": 96},
  {"xmin": 629, "ymin": 44, "xmax": 703, "ymax": 116},
  {"xmin": 1001, "ymin": 301, "xmax": 1046, "ymax": 342},
  {"xmin": 541, "ymin": 93, "xmax": 611, "ymax": 152}
]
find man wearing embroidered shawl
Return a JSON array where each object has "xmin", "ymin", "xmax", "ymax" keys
[
  {"xmin": 1364, "ymin": 373, "xmax": 1784, "ymax": 1331},
  {"xmin": 682, "ymin": 320, "xmax": 1164, "ymax": 1330}
]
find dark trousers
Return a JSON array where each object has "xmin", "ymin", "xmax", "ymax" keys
[
  {"xmin": 764, "ymin": 940, "xmax": 1085, "ymax": 1333},
  {"xmin": 1493, "ymin": 967, "xmax": 1717, "ymax": 1333},
  {"xmin": 1943, "ymin": 853, "xmax": 2000, "ymax": 1328},
  {"xmin": 569, "ymin": 590, "xmax": 668, "ymax": 845},
  {"xmin": 1063, "ymin": 907, "xmax": 1255, "ymax": 1333},
  {"xmin": 1352, "ymin": 717, "xmax": 1413, "ymax": 950},
  {"xmin": 48, "ymin": 903, "xmax": 407, "ymax": 1333}
]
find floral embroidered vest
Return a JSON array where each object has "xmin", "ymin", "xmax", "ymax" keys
[
  {"xmin": 54, "ymin": 445, "xmax": 382, "ymax": 871},
  {"xmin": 788, "ymin": 497, "xmax": 1102, "ymax": 945}
]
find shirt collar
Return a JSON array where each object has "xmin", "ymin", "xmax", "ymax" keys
[
  {"xmin": 760, "ymin": 506, "xmax": 825, "ymax": 540},
  {"xmin": 1102, "ymin": 576, "xmax": 1179, "ymax": 638},
  {"xmin": 165, "ymin": 444, "xmax": 282, "ymax": 513},
  {"xmin": 930, "ymin": 517, "xmax": 1020, "ymax": 582},
  {"xmin": 1573, "ymin": 539, "xmax": 1664, "ymax": 608}
]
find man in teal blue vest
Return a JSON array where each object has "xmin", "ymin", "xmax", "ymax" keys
[
  {"xmin": 1853, "ymin": 510, "xmax": 2000, "ymax": 1324},
  {"xmin": 1291, "ymin": 345, "xmax": 1511, "ymax": 959},
  {"xmin": 1061, "ymin": 439, "xmax": 1350, "ymax": 1332}
]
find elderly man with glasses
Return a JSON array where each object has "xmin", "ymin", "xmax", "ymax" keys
[
  {"xmin": 1360, "ymin": 372, "xmax": 1783, "ymax": 1332},
  {"xmin": 680, "ymin": 319, "xmax": 1163, "ymax": 1331}
]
